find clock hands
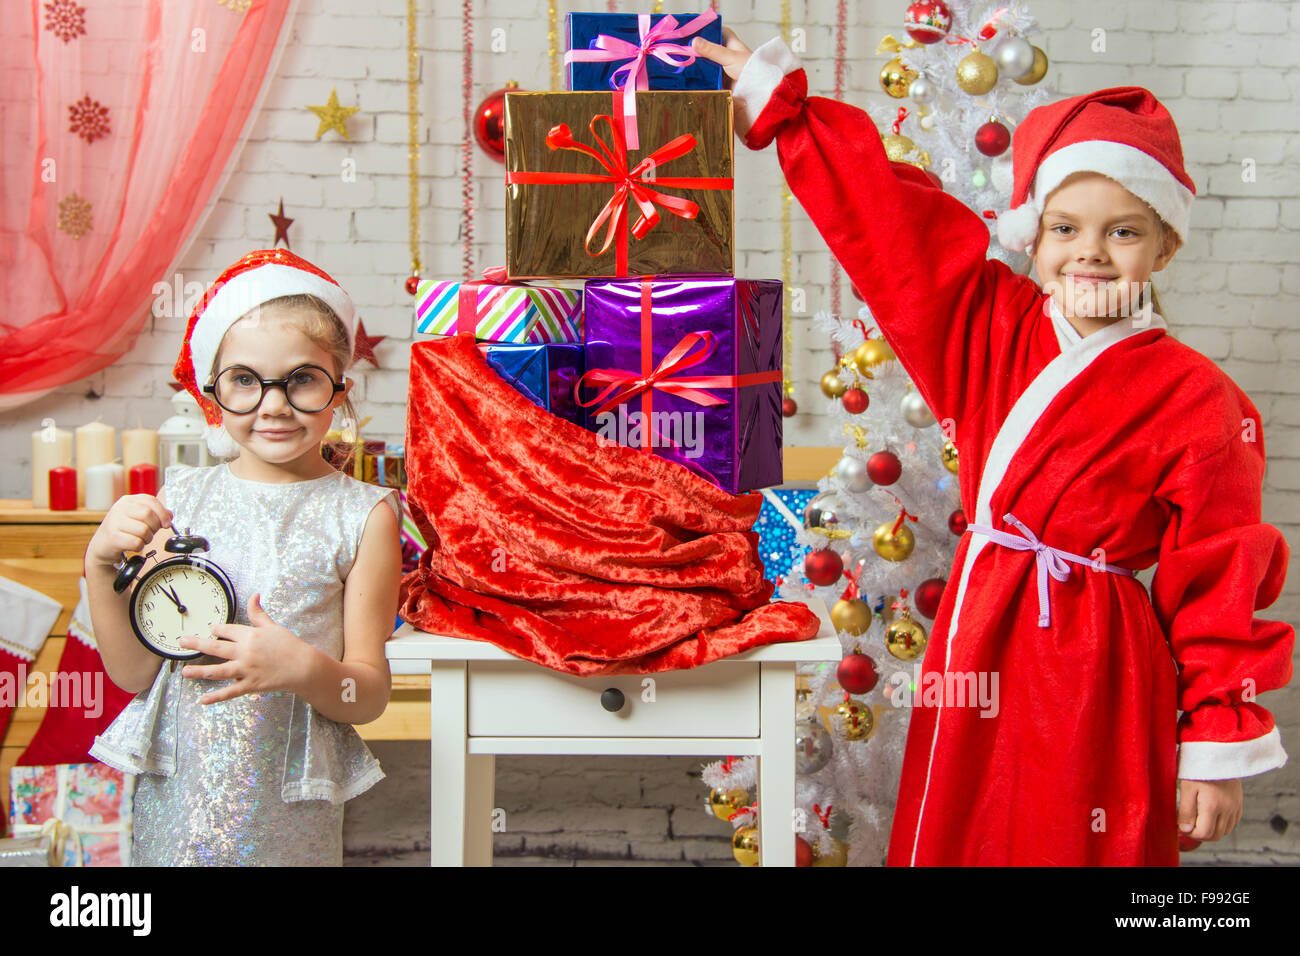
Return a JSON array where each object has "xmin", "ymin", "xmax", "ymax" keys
[{"xmin": 159, "ymin": 583, "xmax": 188, "ymax": 616}]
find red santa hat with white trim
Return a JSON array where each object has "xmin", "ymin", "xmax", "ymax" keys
[
  {"xmin": 172, "ymin": 248, "xmax": 356, "ymax": 459},
  {"xmin": 996, "ymin": 86, "xmax": 1197, "ymax": 256}
]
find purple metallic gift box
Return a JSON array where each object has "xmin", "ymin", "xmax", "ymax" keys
[{"xmin": 581, "ymin": 276, "xmax": 783, "ymax": 494}]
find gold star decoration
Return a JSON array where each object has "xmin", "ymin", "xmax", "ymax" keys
[{"xmin": 306, "ymin": 88, "xmax": 359, "ymax": 141}]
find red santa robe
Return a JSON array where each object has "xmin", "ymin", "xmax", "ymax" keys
[{"xmin": 733, "ymin": 38, "xmax": 1294, "ymax": 865}]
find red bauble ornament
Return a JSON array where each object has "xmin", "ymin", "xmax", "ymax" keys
[
  {"xmin": 851, "ymin": 282, "xmax": 865, "ymax": 303},
  {"xmin": 404, "ymin": 275, "xmax": 421, "ymax": 296},
  {"xmin": 842, "ymin": 388, "xmax": 869, "ymax": 414},
  {"xmin": 473, "ymin": 81, "xmax": 519, "ymax": 162},
  {"xmin": 837, "ymin": 651, "xmax": 879, "ymax": 695},
  {"xmin": 948, "ymin": 508, "xmax": 968, "ymax": 536},
  {"xmin": 904, "ymin": 0, "xmax": 952, "ymax": 44},
  {"xmin": 866, "ymin": 450, "xmax": 901, "ymax": 485},
  {"xmin": 795, "ymin": 836, "xmax": 814, "ymax": 867},
  {"xmin": 782, "ymin": 396, "xmax": 798, "ymax": 418},
  {"xmin": 1178, "ymin": 832, "xmax": 1201, "ymax": 852},
  {"xmin": 914, "ymin": 577, "xmax": 946, "ymax": 619},
  {"xmin": 924, "ymin": 169, "xmax": 944, "ymax": 189},
  {"xmin": 975, "ymin": 120, "xmax": 1011, "ymax": 157},
  {"xmin": 804, "ymin": 549, "xmax": 844, "ymax": 587}
]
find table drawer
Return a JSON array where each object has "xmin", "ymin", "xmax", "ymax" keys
[{"xmin": 467, "ymin": 660, "xmax": 759, "ymax": 737}]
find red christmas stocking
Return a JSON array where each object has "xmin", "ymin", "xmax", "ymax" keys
[
  {"xmin": 0, "ymin": 577, "xmax": 61, "ymax": 836},
  {"xmin": 18, "ymin": 577, "xmax": 135, "ymax": 768}
]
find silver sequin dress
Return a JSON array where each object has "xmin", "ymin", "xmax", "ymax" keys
[{"xmin": 90, "ymin": 463, "xmax": 400, "ymax": 866}]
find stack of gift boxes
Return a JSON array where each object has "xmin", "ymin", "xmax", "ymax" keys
[{"xmin": 412, "ymin": 10, "xmax": 784, "ymax": 495}]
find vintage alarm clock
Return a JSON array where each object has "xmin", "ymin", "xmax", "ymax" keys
[{"xmin": 113, "ymin": 533, "xmax": 236, "ymax": 660}]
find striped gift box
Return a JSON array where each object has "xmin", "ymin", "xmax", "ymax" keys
[{"xmin": 414, "ymin": 279, "xmax": 581, "ymax": 344}]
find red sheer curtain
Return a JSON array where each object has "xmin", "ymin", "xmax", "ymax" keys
[{"xmin": 0, "ymin": 0, "xmax": 296, "ymax": 409}]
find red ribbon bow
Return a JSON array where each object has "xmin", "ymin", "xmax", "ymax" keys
[
  {"xmin": 505, "ymin": 114, "xmax": 733, "ymax": 276},
  {"xmin": 575, "ymin": 330, "xmax": 729, "ymax": 417}
]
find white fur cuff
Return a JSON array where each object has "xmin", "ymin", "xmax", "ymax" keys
[
  {"xmin": 1178, "ymin": 726, "xmax": 1287, "ymax": 781},
  {"xmin": 733, "ymin": 36, "xmax": 802, "ymax": 140}
]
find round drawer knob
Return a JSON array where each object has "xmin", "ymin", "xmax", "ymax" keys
[{"xmin": 600, "ymin": 688, "xmax": 625, "ymax": 712}]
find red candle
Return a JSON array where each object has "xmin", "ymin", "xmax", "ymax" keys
[
  {"xmin": 48, "ymin": 466, "xmax": 77, "ymax": 511},
  {"xmin": 129, "ymin": 463, "xmax": 158, "ymax": 496}
]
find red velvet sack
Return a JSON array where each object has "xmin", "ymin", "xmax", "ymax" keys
[{"xmin": 399, "ymin": 336, "xmax": 819, "ymax": 675}]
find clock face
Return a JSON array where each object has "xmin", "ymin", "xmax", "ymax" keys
[{"xmin": 129, "ymin": 557, "xmax": 235, "ymax": 660}]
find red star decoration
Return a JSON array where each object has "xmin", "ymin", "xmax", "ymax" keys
[
  {"xmin": 268, "ymin": 198, "xmax": 294, "ymax": 249},
  {"xmin": 352, "ymin": 319, "xmax": 385, "ymax": 367},
  {"xmin": 168, "ymin": 380, "xmax": 185, "ymax": 392}
]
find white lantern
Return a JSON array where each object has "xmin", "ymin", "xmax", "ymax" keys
[{"xmin": 158, "ymin": 390, "xmax": 218, "ymax": 470}]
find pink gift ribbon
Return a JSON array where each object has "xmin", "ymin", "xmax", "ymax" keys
[
  {"xmin": 966, "ymin": 512, "xmax": 1135, "ymax": 628},
  {"xmin": 563, "ymin": 11, "xmax": 719, "ymax": 151}
]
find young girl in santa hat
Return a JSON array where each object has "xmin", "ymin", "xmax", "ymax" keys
[
  {"xmin": 84, "ymin": 249, "xmax": 402, "ymax": 865},
  {"xmin": 695, "ymin": 32, "xmax": 1293, "ymax": 866}
]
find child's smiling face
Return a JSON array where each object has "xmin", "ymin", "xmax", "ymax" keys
[
  {"xmin": 1033, "ymin": 171, "xmax": 1181, "ymax": 331},
  {"xmin": 211, "ymin": 305, "xmax": 350, "ymax": 472}
]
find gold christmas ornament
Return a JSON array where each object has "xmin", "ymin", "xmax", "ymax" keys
[
  {"xmin": 1013, "ymin": 45, "xmax": 1049, "ymax": 85},
  {"xmin": 879, "ymin": 56, "xmax": 919, "ymax": 98},
  {"xmin": 956, "ymin": 50, "xmax": 998, "ymax": 95},
  {"xmin": 873, "ymin": 520, "xmax": 916, "ymax": 561},
  {"xmin": 306, "ymin": 87, "xmax": 360, "ymax": 140},
  {"xmin": 886, "ymin": 608, "xmax": 928, "ymax": 661},
  {"xmin": 811, "ymin": 837, "xmax": 850, "ymax": 867},
  {"xmin": 942, "ymin": 440, "xmax": 959, "ymax": 474},
  {"xmin": 830, "ymin": 699, "xmax": 874, "ymax": 740},
  {"xmin": 831, "ymin": 598, "xmax": 873, "ymax": 636},
  {"xmin": 708, "ymin": 787, "xmax": 749, "ymax": 821},
  {"xmin": 882, "ymin": 133, "xmax": 916, "ymax": 162},
  {"xmin": 732, "ymin": 824, "xmax": 761, "ymax": 866},
  {"xmin": 854, "ymin": 338, "xmax": 896, "ymax": 373},
  {"xmin": 820, "ymin": 369, "xmax": 848, "ymax": 399}
]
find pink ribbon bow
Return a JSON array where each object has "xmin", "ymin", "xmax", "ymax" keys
[
  {"xmin": 965, "ymin": 512, "xmax": 1135, "ymax": 628},
  {"xmin": 563, "ymin": 11, "xmax": 719, "ymax": 151}
]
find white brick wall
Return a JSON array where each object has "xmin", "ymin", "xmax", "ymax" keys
[{"xmin": 4, "ymin": 0, "xmax": 1298, "ymax": 864}]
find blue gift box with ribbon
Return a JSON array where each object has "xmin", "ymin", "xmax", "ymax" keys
[{"xmin": 479, "ymin": 343, "xmax": 588, "ymax": 428}]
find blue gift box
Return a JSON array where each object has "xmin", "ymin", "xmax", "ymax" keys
[
  {"xmin": 754, "ymin": 487, "xmax": 817, "ymax": 585},
  {"xmin": 565, "ymin": 12, "xmax": 724, "ymax": 95},
  {"xmin": 479, "ymin": 343, "xmax": 587, "ymax": 428}
]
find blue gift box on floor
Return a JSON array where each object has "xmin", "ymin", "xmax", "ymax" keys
[
  {"xmin": 565, "ymin": 12, "xmax": 724, "ymax": 95},
  {"xmin": 479, "ymin": 343, "xmax": 587, "ymax": 428}
]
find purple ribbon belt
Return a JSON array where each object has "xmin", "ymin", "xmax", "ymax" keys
[{"xmin": 965, "ymin": 512, "xmax": 1134, "ymax": 628}]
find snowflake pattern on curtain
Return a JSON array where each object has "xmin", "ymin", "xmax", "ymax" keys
[
  {"xmin": 57, "ymin": 193, "xmax": 92, "ymax": 239},
  {"xmin": 43, "ymin": 0, "xmax": 86, "ymax": 43},
  {"xmin": 68, "ymin": 95, "xmax": 111, "ymax": 143}
]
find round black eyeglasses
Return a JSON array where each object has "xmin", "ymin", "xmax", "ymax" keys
[{"xmin": 203, "ymin": 364, "xmax": 344, "ymax": 415}]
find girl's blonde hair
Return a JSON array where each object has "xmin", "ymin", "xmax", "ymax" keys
[{"xmin": 212, "ymin": 293, "xmax": 361, "ymax": 436}]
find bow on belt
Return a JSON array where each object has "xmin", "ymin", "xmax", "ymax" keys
[{"xmin": 965, "ymin": 512, "xmax": 1135, "ymax": 628}]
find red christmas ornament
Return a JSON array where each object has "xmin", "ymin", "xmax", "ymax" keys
[
  {"xmin": 782, "ymin": 396, "xmax": 798, "ymax": 418},
  {"xmin": 804, "ymin": 549, "xmax": 844, "ymax": 587},
  {"xmin": 474, "ymin": 81, "xmax": 518, "ymax": 163},
  {"xmin": 904, "ymin": 0, "xmax": 952, "ymax": 44},
  {"xmin": 837, "ymin": 650, "xmax": 879, "ymax": 695},
  {"xmin": 1178, "ymin": 832, "xmax": 1201, "ymax": 852},
  {"xmin": 841, "ymin": 387, "xmax": 869, "ymax": 414},
  {"xmin": 867, "ymin": 450, "xmax": 901, "ymax": 485},
  {"xmin": 914, "ymin": 577, "xmax": 946, "ymax": 619},
  {"xmin": 404, "ymin": 275, "xmax": 421, "ymax": 296},
  {"xmin": 948, "ymin": 508, "xmax": 968, "ymax": 536},
  {"xmin": 795, "ymin": 836, "xmax": 814, "ymax": 867},
  {"xmin": 924, "ymin": 169, "xmax": 944, "ymax": 189},
  {"xmin": 850, "ymin": 282, "xmax": 865, "ymax": 303},
  {"xmin": 975, "ymin": 120, "xmax": 1011, "ymax": 157}
]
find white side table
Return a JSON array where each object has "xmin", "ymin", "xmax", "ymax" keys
[{"xmin": 385, "ymin": 599, "xmax": 842, "ymax": 866}]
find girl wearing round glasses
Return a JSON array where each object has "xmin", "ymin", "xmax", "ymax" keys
[{"xmin": 86, "ymin": 250, "xmax": 402, "ymax": 866}]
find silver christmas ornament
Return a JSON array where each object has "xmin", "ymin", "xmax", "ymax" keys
[
  {"xmin": 901, "ymin": 390, "xmax": 937, "ymax": 428},
  {"xmin": 993, "ymin": 34, "xmax": 1036, "ymax": 80},
  {"xmin": 834, "ymin": 455, "xmax": 874, "ymax": 494},
  {"xmin": 908, "ymin": 74, "xmax": 936, "ymax": 106},
  {"xmin": 803, "ymin": 490, "xmax": 848, "ymax": 537},
  {"xmin": 795, "ymin": 716, "xmax": 834, "ymax": 774}
]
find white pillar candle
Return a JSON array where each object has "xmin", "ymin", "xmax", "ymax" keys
[
  {"xmin": 121, "ymin": 428, "xmax": 159, "ymax": 471},
  {"xmin": 30, "ymin": 423, "xmax": 74, "ymax": 509},
  {"xmin": 84, "ymin": 462, "xmax": 125, "ymax": 511},
  {"xmin": 75, "ymin": 422, "xmax": 116, "ymax": 508}
]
